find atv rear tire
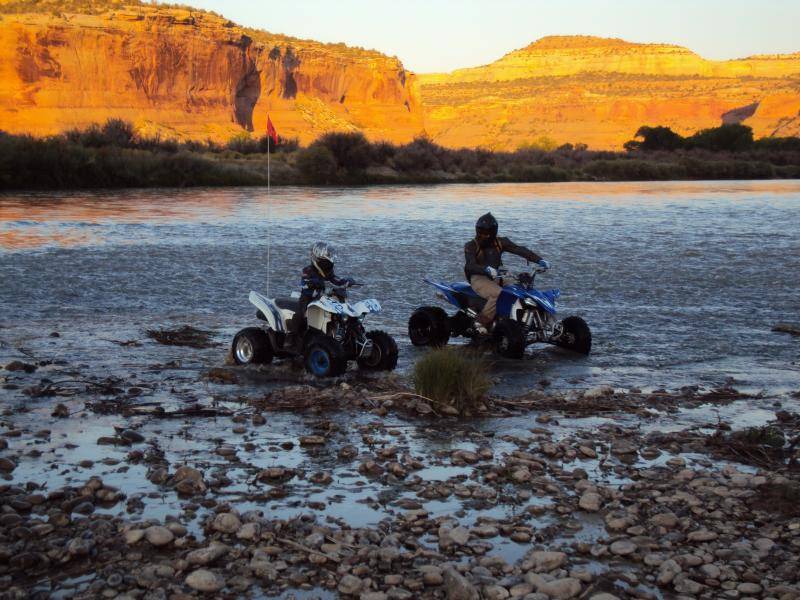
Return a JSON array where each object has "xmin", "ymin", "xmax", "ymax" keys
[
  {"xmin": 408, "ymin": 306, "xmax": 450, "ymax": 347},
  {"xmin": 555, "ymin": 316, "xmax": 592, "ymax": 355},
  {"xmin": 357, "ymin": 331, "xmax": 399, "ymax": 371},
  {"xmin": 493, "ymin": 319, "xmax": 527, "ymax": 359},
  {"xmin": 304, "ymin": 336, "xmax": 347, "ymax": 377},
  {"xmin": 232, "ymin": 327, "xmax": 273, "ymax": 365}
]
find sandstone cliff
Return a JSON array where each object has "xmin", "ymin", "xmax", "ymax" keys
[
  {"xmin": 1, "ymin": 5, "xmax": 799, "ymax": 151},
  {"xmin": 0, "ymin": 4, "xmax": 423, "ymax": 143},
  {"xmin": 419, "ymin": 36, "xmax": 800, "ymax": 150}
]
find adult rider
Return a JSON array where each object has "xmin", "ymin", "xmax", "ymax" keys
[{"xmin": 464, "ymin": 212, "xmax": 550, "ymax": 330}]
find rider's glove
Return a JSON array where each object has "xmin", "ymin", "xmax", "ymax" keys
[
  {"xmin": 484, "ymin": 266, "xmax": 498, "ymax": 280},
  {"xmin": 537, "ymin": 259, "xmax": 550, "ymax": 271},
  {"xmin": 343, "ymin": 277, "xmax": 356, "ymax": 287}
]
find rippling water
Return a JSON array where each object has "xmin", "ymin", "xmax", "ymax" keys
[{"xmin": 2, "ymin": 181, "xmax": 799, "ymax": 394}]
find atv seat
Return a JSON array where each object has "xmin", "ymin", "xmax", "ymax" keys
[
  {"xmin": 451, "ymin": 282, "xmax": 487, "ymax": 312},
  {"xmin": 275, "ymin": 298, "xmax": 301, "ymax": 313}
]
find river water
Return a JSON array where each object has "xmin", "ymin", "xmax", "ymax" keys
[
  {"xmin": 1, "ymin": 182, "xmax": 799, "ymax": 597},
  {"xmin": 2, "ymin": 181, "xmax": 799, "ymax": 395}
]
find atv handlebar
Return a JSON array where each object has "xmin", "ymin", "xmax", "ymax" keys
[
  {"xmin": 326, "ymin": 281, "xmax": 363, "ymax": 299},
  {"xmin": 497, "ymin": 263, "xmax": 548, "ymax": 285}
]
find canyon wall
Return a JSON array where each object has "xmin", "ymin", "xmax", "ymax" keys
[
  {"xmin": 1, "ymin": 6, "xmax": 799, "ymax": 151},
  {"xmin": 0, "ymin": 5, "xmax": 423, "ymax": 143}
]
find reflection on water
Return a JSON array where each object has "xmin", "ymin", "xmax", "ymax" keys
[
  {"xmin": 3, "ymin": 180, "xmax": 800, "ymax": 249},
  {"xmin": 0, "ymin": 228, "xmax": 101, "ymax": 250},
  {"xmin": 1, "ymin": 180, "xmax": 799, "ymax": 393}
]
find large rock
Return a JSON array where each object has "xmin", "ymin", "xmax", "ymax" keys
[
  {"xmin": 737, "ymin": 582, "xmax": 763, "ymax": 594},
  {"xmin": 144, "ymin": 526, "xmax": 174, "ymax": 547},
  {"xmin": 212, "ymin": 512, "xmax": 242, "ymax": 534},
  {"xmin": 338, "ymin": 574, "xmax": 363, "ymax": 595},
  {"xmin": 186, "ymin": 542, "xmax": 229, "ymax": 566},
  {"xmin": 529, "ymin": 551, "xmax": 567, "ymax": 572},
  {"xmin": 609, "ymin": 539, "xmax": 636, "ymax": 556},
  {"xmin": 579, "ymin": 492, "xmax": 602, "ymax": 512},
  {"xmin": 443, "ymin": 567, "xmax": 479, "ymax": 600},
  {"xmin": 124, "ymin": 529, "xmax": 145, "ymax": 545},
  {"xmin": 420, "ymin": 565, "xmax": 443, "ymax": 586},
  {"xmin": 439, "ymin": 525, "xmax": 470, "ymax": 549},
  {"xmin": 483, "ymin": 585, "xmax": 510, "ymax": 600},
  {"xmin": 173, "ymin": 465, "xmax": 206, "ymax": 495},
  {"xmin": 673, "ymin": 574, "xmax": 703, "ymax": 595},
  {"xmin": 657, "ymin": 559, "xmax": 682, "ymax": 584},
  {"xmin": 185, "ymin": 569, "xmax": 225, "ymax": 592},
  {"xmin": 537, "ymin": 577, "xmax": 582, "ymax": 599},
  {"xmin": 650, "ymin": 512, "xmax": 678, "ymax": 528},
  {"xmin": 687, "ymin": 530, "xmax": 718, "ymax": 542}
]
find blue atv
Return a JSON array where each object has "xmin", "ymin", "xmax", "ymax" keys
[{"xmin": 408, "ymin": 264, "xmax": 591, "ymax": 358}]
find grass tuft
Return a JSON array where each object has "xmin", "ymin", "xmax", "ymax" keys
[{"xmin": 413, "ymin": 347, "xmax": 490, "ymax": 414}]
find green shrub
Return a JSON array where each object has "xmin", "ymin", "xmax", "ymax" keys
[
  {"xmin": 583, "ymin": 159, "xmax": 686, "ymax": 180},
  {"xmin": 686, "ymin": 123, "xmax": 754, "ymax": 152},
  {"xmin": 226, "ymin": 132, "xmax": 260, "ymax": 154},
  {"xmin": 413, "ymin": 348, "xmax": 490, "ymax": 414},
  {"xmin": 313, "ymin": 131, "xmax": 371, "ymax": 173},
  {"xmin": 680, "ymin": 157, "xmax": 775, "ymax": 179},
  {"xmin": 392, "ymin": 137, "xmax": 442, "ymax": 172},
  {"xmin": 729, "ymin": 426, "xmax": 785, "ymax": 448},
  {"xmin": 370, "ymin": 140, "xmax": 397, "ymax": 164},
  {"xmin": 625, "ymin": 126, "xmax": 685, "ymax": 152},
  {"xmin": 508, "ymin": 163, "xmax": 570, "ymax": 182},
  {"xmin": 517, "ymin": 136, "xmax": 559, "ymax": 152},
  {"xmin": 295, "ymin": 145, "xmax": 338, "ymax": 184},
  {"xmin": 65, "ymin": 118, "xmax": 135, "ymax": 148},
  {"xmin": 0, "ymin": 131, "xmax": 264, "ymax": 189},
  {"xmin": 755, "ymin": 136, "xmax": 800, "ymax": 152}
]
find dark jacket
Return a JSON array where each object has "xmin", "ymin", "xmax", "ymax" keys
[
  {"xmin": 300, "ymin": 264, "xmax": 347, "ymax": 301},
  {"xmin": 464, "ymin": 236, "xmax": 542, "ymax": 280}
]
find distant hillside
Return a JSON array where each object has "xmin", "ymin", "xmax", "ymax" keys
[{"xmin": 419, "ymin": 36, "xmax": 800, "ymax": 150}]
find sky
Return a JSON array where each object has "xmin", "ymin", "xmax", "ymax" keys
[{"xmin": 171, "ymin": 0, "xmax": 800, "ymax": 73}]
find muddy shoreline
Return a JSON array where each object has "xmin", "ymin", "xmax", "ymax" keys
[{"xmin": 2, "ymin": 329, "xmax": 799, "ymax": 599}]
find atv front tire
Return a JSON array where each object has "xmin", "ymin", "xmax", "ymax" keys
[
  {"xmin": 408, "ymin": 306, "xmax": 450, "ymax": 347},
  {"xmin": 357, "ymin": 331, "xmax": 399, "ymax": 371},
  {"xmin": 304, "ymin": 336, "xmax": 347, "ymax": 377},
  {"xmin": 493, "ymin": 319, "xmax": 527, "ymax": 359},
  {"xmin": 555, "ymin": 316, "xmax": 592, "ymax": 355},
  {"xmin": 232, "ymin": 327, "xmax": 273, "ymax": 365}
]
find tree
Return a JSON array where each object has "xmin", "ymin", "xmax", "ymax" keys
[
  {"xmin": 687, "ymin": 123, "xmax": 754, "ymax": 152},
  {"xmin": 625, "ymin": 126, "xmax": 685, "ymax": 152}
]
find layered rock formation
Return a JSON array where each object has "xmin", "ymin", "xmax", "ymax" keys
[
  {"xmin": 0, "ymin": 4, "xmax": 423, "ymax": 142},
  {"xmin": 419, "ymin": 36, "xmax": 800, "ymax": 150},
  {"xmin": 1, "ymin": 4, "xmax": 799, "ymax": 150}
]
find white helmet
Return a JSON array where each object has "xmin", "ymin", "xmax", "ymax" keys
[{"xmin": 311, "ymin": 241, "xmax": 337, "ymax": 275}]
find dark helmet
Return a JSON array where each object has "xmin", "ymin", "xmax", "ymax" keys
[
  {"xmin": 475, "ymin": 212, "xmax": 498, "ymax": 244},
  {"xmin": 311, "ymin": 241, "xmax": 337, "ymax": 276}
]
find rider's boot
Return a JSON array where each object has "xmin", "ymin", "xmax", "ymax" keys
[
  {"xmin": 475, "ymin": 313, "xmax": 493, "ymax": 335},
  {"xmin": 284, "ymin": 331, "xmax": 304, "ymax": 354}
]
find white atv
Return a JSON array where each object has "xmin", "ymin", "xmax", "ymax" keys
[{"xmin": 231, "ymin": 281, "xmax": 398, "ymax": 377}]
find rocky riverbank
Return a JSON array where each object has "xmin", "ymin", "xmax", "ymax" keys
[{"xmin": 1, "ymin": 350, "xmax": 799, "ymax": 599}]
